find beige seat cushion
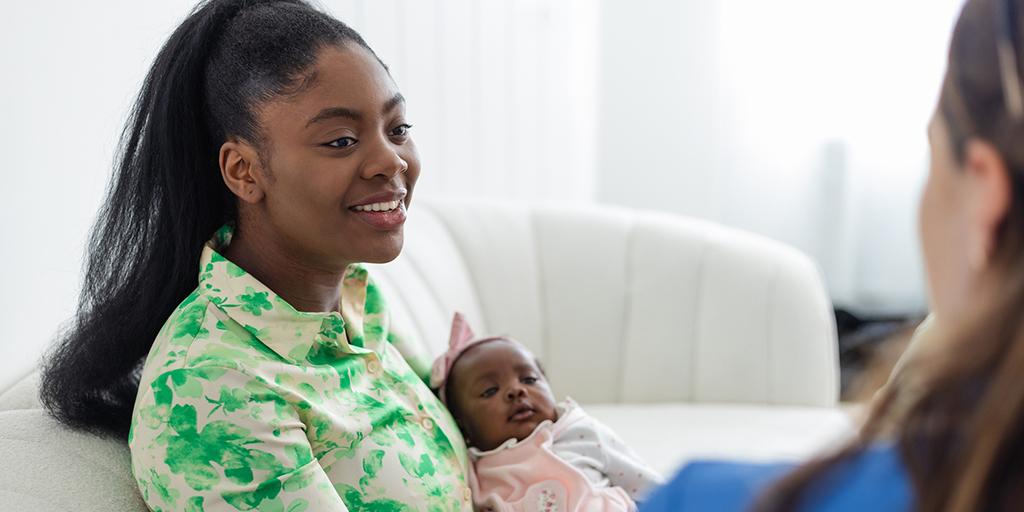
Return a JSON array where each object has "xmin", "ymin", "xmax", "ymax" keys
[{"xmin": 0, "ymin": 405, "xmax": 146, "ymax": 511}]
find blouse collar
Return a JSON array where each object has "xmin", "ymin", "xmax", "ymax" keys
[{"xmin": 196, "ymin": 224, "xmax": 388, "ymax": 364}]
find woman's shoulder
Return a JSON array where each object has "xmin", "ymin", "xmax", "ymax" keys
[
  {"xmin": 798, "ymin": 444, "xmax": 912, "ymax": 510},
  {"xmin": 159, "ymin": 287, "xmax": 214, "ymax": 337},
  {"xmin": 640, "ymin": 458, "xmax": 793, "ymax": 511},
  {"xmin": 137, "ymin": 287, "xmax": 275, "ymax": 391},
  {"xmin": 640, "ymin": 444, "xmax": 911, "ymax": 511},
  {"xmin": 140, "ymin": 288, "xmax": 215, "ymax": 373}
]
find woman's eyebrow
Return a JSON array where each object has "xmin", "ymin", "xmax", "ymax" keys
[
  {"xmin": 305, "ymin": 106, "xmax": 361, "ymax": 128},
  {"xmin": 304, "ymin": 94, "xmax": 405, "ymax": 128},
  {"xmin": 383, "ymin": 93, "xmax": 405, "ymax": 113}
]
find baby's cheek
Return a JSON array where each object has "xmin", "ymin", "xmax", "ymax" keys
[{"xmin": 469, "ymin": 407, "xmax": 502, "ymax": 436}]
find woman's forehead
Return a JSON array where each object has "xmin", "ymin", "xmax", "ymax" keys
[
  {"xmin": 307, "ymin": 45, "xmax": 395, "ymax": 100},
  {"xmin": 260, "ymin": 45, "xmax": 400, "ymax": 126}
]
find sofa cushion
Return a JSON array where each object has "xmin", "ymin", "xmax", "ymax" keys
[
  {"xmin": 585, "ymin": 403, "xmax": 855, "ymax": 477},
  {"xmin": 0, "ymin": 371, "xmax": 41, "ymax": 411},
  {"xmin": 0, "ymin": 407, "xmax": 146, "ymax": 512}
]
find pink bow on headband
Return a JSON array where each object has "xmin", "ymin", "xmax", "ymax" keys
[{"xmin": 430, "ymin": 312, "xmax": 506, "ymax": 405}]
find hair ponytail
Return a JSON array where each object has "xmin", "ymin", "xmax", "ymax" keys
[{"xmin": 41, "ymin": 0, "xmax": 373, "ymax": 438}]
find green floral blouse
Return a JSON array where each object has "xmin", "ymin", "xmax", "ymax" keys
[{"xmin": 129, "ymin": 226, "xmax": 472, "ymax": 512}]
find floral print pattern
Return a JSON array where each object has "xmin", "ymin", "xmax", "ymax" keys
[{"xmin": 129, "ymin": 225, "xmax": 471, "ymax": 511}]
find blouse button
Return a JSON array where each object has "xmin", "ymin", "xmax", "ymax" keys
[
  {"xmin": 463, "ymin": 486, "xmax": 472, "ymax": 502},
  {"xmin": 421, "ymin": 417, "xmax": 435, "ymax": 431},
  {"xmin": 367, "ymin": 360, "xmax": 381, "ymax": 374}
]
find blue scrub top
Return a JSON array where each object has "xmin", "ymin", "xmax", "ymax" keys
[{"xmin": 640, "ymin": 444, "xmax": 912, "ymax": 511}]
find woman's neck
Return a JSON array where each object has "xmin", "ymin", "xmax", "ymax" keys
[{"xmin": 222, "ymin": 225, "xmax": 348, "ymax": 313}]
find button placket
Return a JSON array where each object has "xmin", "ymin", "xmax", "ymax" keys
[
  {"xmin": 366, "ymin": 355, "xmax": 382, "ymax": 375},
  {"xmin": 420, "ymin": 417, "xmax": 435, "ymax": 431}
]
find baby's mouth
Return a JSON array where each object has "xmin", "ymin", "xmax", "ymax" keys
[{"xmin": 508, "ymin": 404, "xmax": 536, "ymax": 423}]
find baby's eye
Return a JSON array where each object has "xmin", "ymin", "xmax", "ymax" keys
[
  {"xmin": 325, "ymin": 136, "xmax": 357, "ymax": 149},
  {"xmin": 522, "ymin": 377, "xmax": 538, "ymax": 385},
  {"xmin": 480, "ymin": 387, "xmax": 498, "ymax": 398}
]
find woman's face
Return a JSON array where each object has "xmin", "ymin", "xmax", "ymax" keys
[
  {"xmin": 920, "ymin": 113, "xmax": 975, "ymax": 319},
  {"xmin": 244, "ymin": 44, "xmax": 419, "ymax": 268}
]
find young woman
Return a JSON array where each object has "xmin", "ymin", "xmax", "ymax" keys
[
  {"xmin": 40, "ymin": 1, "xmax": 471, "ymax": 510},
  {"xmin": 643, "ymin": 0, "xmax": 1024, "ymax": 510}
]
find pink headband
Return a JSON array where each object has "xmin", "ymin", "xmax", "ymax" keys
[{"xmin": 430, "ymin": 312, "xmax": 514, "ymax": 405}]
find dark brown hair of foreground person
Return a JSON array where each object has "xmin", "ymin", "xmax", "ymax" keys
[{"xmin": 757, "ymin": 0, "xmax": 1024, "ymax": 510}]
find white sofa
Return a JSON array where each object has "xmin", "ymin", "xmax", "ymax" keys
[{"xmin": 0, "ymin": 201, "xmax": 850, "ymax": 511}]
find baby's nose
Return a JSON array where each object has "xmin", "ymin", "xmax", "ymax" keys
[{"xmin": 506, "ymin": 386, "xmax": 525, "ymax": 400}]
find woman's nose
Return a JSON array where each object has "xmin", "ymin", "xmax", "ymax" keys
[{"xmin": 360, "ymin": 140, "xmax": 407, "ymax": 180}]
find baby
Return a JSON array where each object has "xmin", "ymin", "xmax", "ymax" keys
[{"xmin": 431, "ymin": 313, "xmax": 662, "ymax": 511}]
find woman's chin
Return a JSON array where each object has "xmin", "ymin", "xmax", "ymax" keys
[{"xmin": 356, "ymin": 236, "xmax": 405, "ymax": 264}]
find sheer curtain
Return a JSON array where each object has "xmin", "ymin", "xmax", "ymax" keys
[
  {"xmin": 332, "ymin": 0, "xmax": 599, "ymax": 203},
  {"xmin": 597, "ymin": 0, "xmax": 965, "ymax": 315}
]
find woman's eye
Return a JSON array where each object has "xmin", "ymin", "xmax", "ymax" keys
[
  {"xmin": 480, "ymin": 387, "xmax": 497, "ymax": 398},
  {"xmin": 325, "ymin": 136, "xmax": 357, "ymax": 148},
  {"xmin": 390, "ymin": 124, "xmax": 413, "ymax": 137}
]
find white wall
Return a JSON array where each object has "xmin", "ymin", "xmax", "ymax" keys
[
  {"xmin": 0, "ymin": 0, "xmax": 598, "ymax": 389},
  {"xmin": 1, "ymin": 2, "xmax": 195, "ymax": 389}
]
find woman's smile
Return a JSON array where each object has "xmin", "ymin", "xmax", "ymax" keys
[{"xmin": 348, "ymin": 188, "xmax": 408, "ymax": 230}]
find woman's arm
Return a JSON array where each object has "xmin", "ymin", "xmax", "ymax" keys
[
  {"xmin": 385, "ymin": 326, "xmax": 433, "ymax": 384},
  {"xmin": 364, "ymin": 275, "xmax": 434, "ymax": 384},
  {"xmin": 130, "ymin": 366, "xmax": 349, "ymax": 511}
]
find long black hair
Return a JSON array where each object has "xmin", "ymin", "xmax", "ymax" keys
[{"xmin": 40, "ymin": 0, "xmax": 376, "ymax": 438}]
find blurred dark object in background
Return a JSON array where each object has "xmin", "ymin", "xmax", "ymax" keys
[{"xmin": 835, "ymin": 309, "xmax": 924, "ymax": 401}]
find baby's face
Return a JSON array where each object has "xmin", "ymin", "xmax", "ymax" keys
[{"xmin": 447, "ymin": 340, "xmax": 558, "ymax": 451}]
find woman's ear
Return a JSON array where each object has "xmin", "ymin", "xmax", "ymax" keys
[
  {"xmin": 219, "ymin": 140, "xmax": 267, "ymax": 204},
  {"xmin": 963, "ymin": 138, "xmax": 1013, "ymax": 270}
]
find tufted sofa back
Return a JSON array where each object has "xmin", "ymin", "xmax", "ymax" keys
[{"xmin": 371, "ymin": 200, "xmax": 838, "ymax": 407}]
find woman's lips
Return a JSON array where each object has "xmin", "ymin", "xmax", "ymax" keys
[{"xmin": 350, "ymin": 202, "xmax": 407, "ymax": 230}]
